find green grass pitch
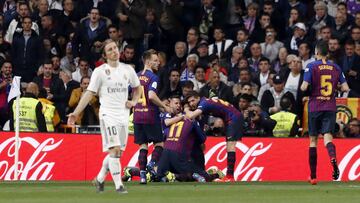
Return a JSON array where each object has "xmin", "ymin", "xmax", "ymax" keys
[{"xmin": 0, "ymin": 181, "xmax": 359, "ymax": 203}]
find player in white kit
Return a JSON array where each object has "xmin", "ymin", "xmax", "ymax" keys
[{"xmin": 67, "ymin": 39, "xmax": 141, "ymax": 194}]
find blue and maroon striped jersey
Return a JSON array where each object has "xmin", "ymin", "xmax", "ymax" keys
[
  {"xmin": 197, "ymin": 97, "xmax": 242, "ymax": 124},
  {"xmin": 304, "ymin": 59, "xmax": 347, "ymax": 112},
  {"xmin": 164, "ymin": 119, "xmax": 206, "ymax": 155},
  {"xmin": 133, "ymin": 70, "xmax": 160, "ymax": 124}
]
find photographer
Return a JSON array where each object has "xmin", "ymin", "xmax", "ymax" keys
[
  {"xmin": 341, "ymin": 118, "xmax": 360, "ymax": 138},
  {"xmin": 0, "ymin": 61, "xmax": 13, "ymax": 128},
  {"xmin": 243, "ymin": 102, "xmax": 277, "ymax": 137}
]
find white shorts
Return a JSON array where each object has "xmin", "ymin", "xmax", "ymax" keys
[{"xmin": 99, "ymin": 114, "xmax": 129, "ymax": 152}]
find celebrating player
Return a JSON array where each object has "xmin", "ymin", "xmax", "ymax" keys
[
  {"xmin": 184, "ymin": 91, "xmax": 244, "ymax": 181},
  {"xmin": 67, "ymin": 39, "xmax": 141, "ymax": 193},
  {"xmin": 133, "ymin": 49, "xmax": 171, "ymax": 184},
  {"xmin": 300, "ymin": 41, "xmax": 350, "ymax": 185}
]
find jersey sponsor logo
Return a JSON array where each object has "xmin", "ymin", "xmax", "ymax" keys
[{"xmin": 107, "ymin": 87, "xmax": 127, "ymax": 93}]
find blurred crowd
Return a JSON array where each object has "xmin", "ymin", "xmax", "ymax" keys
[{"xmin": 0, "ymin": 0, "xmax": 359, "ymax": 138}]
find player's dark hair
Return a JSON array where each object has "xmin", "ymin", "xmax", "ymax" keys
[
  {"xmin": 316, "ymin": 40, "xmax": 328, "ymax": 56},
  {"xmin": 184, "ymin": 91, "xmax": 200, "ymax": 103}
]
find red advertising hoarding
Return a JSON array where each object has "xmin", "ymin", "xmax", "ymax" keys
[{"xmin": 0, "ymin": 132, "xmax": 359, "ymax": 181}]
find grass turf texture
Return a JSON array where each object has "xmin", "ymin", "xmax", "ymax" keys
[{"xmin": 0, "ymin": 181, "xmax": 359, "ymax": 203}]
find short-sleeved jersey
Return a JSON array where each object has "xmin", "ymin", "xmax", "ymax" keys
[
  {"xmin": 87, "ymin": 62, "xmax": 140, "ymax": 123},
  {"xmin": 304, "ymin": 59, "xmax": 346, "ymax": 112},
  {"xmin": 164, "ymin": 119, "xmax": 206, "ymax": 155},
  {"xmin": 133, "ymin": 69, "xmax": 160, "ymax": 124},
  {"xmin": 197, "ymin": 97, "xmax": 241, "ymax": 124}
]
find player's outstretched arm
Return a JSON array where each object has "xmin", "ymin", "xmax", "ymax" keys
[
  {"xmin": 149, "ymin": 90, "xmax": 171, "ymax": 112},
  {"xmin": 67, "ymin": 90, "xmax": 94, "ymax": 125},
  {"xmin": 184, "ymin": 108, "xmax": 202, "ymax": 120}
]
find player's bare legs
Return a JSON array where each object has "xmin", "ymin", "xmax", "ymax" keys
[
  {"xmin": 309, "ymin": 136, "xmax": 318, "ymax": 185},
  {"xmin": 324, "ymin": 133, "xmax": 339, "ymax": 180}
]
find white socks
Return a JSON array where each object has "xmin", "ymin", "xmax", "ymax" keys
[
  {"xmin": 96, "ymin": 154, "xmax": 109, "ymax": 183},
  {"xmin": 108, "ymin": 156, "xmax": 123, "ymax": 189}
]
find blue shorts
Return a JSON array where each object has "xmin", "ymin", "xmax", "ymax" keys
[
  {"xmin": 308, "ymin": 111, "xmax": 336, "ymax": 136},
  {"xmin": 134, "ymin": 123, "xmax": 163, "ymax": 145},
  {"xmin": 226, "ymin": 115, "xmax": 244, "ymax": 141}
]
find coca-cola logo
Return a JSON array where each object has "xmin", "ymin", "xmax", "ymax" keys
[
  {"xmin": 338, "ymin": 144, "xmax": 360, "ymax": 181},
  {"xmin": 205, "ymin": 142, "xmax": 272, "ymax": 181},
  {"xmin": 0, "ymin": 137, "xmax": 63, "ymax": 180}
]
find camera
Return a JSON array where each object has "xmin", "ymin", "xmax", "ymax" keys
[{"xmin": 248, "ymin": 110, "xmax": 256, "ymax": 118}]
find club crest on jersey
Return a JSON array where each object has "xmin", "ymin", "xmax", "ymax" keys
[{"xmin": 105, "ymin": 69, "xmax": 110, "ymax": 75}]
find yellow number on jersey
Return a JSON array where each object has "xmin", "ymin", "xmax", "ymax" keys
[
  {"xmin": 320, "ymin": 75, "xmax": 332, "ymax": 96},
  {"xmin": 138, "ymin": 86, "xmax": 147, "ymax": 106},
  {"xmin": 168, "ymin": 121, "xmax": 184, "ymax": 139}
]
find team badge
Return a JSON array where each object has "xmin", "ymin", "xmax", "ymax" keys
[{"xmin": 105, "ymin": 69, "xmax": 110, "ymax": 75}]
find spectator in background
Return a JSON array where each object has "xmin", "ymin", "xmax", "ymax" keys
[
  {"xmin": 233, "ymin": 68, "xmax": 258, "ymax": 97},
  {"xmin": 262, "ymin": 0, "xmax": 286, "ymax": 41},
  {"xmin": 68, "ymin": 76, "xmax": 99, "ymax": 125},
  {"xmin": 0, "ymin": 31, "xmax": 11, "ymax": 60},
  {"xmin": 337, "ymin": 2, "xmax": 355, "ymax": 26},
  {"xmin": 180, "ymin": 54, "xmax": 198, "ymax": 82},
  {"xmin": 251, "ymin": 13, "xmax": 271, "ymax": 43},
  {"xmin": 33, "ymin": 60, "xmax": 66, "ymax": 121},
  {"xmin": 120, "ymin": 44, "xmax": 138, "ymax": 70},
  {"xmin": 205, "ymin": 54, "xmax": 228, "ymax": 84},
  {"xmin": 286, "ymin": 8, "xmax": 303, "ymax": 39},
  {"xmin": 32, "ymin": 0, "xmax": 49, "ymax": 27},
  {"xmin": 72, "ymin": 7, "xmax": 107, "ymax": 67},
  {"xmin": 208, "ymin": 27, "xmax": 233, "ymax": 62},
  {"xmin": 284, "ymin": 22, "xmax": 308, "ymax": 55},
  {"xmin": 333, "ymin": 12, "xmax": 351, "ymax": 44},
  {"xmin": 270, "ymin": 96, "xmax": 299, "ymax": 137},
  {"xmin": 116, "ymin": 0, "xmax": 146, "ymax": 61},
  {"xmin": 248, "ymin": 43, "xmax": 262, "ymax": 73},
  {"xmin": 107, "ymin": 25, "xmax": 127, "ymax": 54},
  {"xmin": 159, "ymin": 69, "xmax": 182, "ymax": 100},
  {"xmin": 166, "ymin": 41, "xmax": 187, "ymax": 71},
  {"xmin": 9, "ymin": 82, "xmax": 47, "ymax": 132},
  {"xmin": 60, "ymin": 42, "xmax": 76, "ymax": 72},
  {"xmin": 225, "ymin": 46, "xmax": 243, "ymax": 81},
  {"xmin": 260, "ymin": 26, "xmax": 284, "ymax": 63},
  {"xmin": 344, "ymin": 118, "xmax": 360, "ymax": 138},
  {"xmin": 308, "ymin": 1, "xmax": 335, "ymax": 42},
  {"xmin": 243, "ymin": 102, "xmax": 276, "ymax": 137},
  {"xmin": 236, "ymin": 93, "xmax": 253, "ymax": 114},
  {"xmin": 328, "ymin": 37, "xmax": 342, "ymax": 65},
  {"xmin": 260, "ymin": 74, "xmax": 295, "ymax": 115},
  {"xmin": 242, "ymin": 2, "xmax": 259, "ymax": 36},
  {"xmin": 228, "ymin": 56, "xmax": 248, "ymax": 85},
  {"xmin": 72, "ymin": 58, "xmax": 92, "ymax": 83},
  {"xmin": 271, "ymin": 47, "xmax": 289, "ymax": 77},
  {"xmin": 51, "ymin": 55, "xmax": 61, "ymax": 77},
  {"xmin": 59, "ymin": 69, "xmax": 79, "ymax": 110},
  {"xmin": 341, "ymin": 40, "xmax": 360, "ymax": 96},
  {"xmin": 191, "ymin": 66, "xmax": 206, "ymax": 93},
  {"xmin": 186, "ymin": 27, "xmax": 200, "ymax": 54},
  {"xmin": 231, "ymin": 28, "xmax": 251, "ymax": 58},
  {"xmin": 11, "ymin": 16, "xmax": 43, "ymax": 83},
  {"xmin": 350, "ymin": 26, "xmax": 360, "ymax": 44},
  {"xmin": 38, "ymin": 88, "xmax": 60, "ymax": 132},
  {"xmin": 200, "ymin": 69, "xmax": 233, "ymax": 104},
  {"xmin": 5, "ymin": 2, "xmax": 39, "ymax": 43},
  {"xmin": 196, "ymin": 40, "xmax": 210, "ymax": 68},
  {"xmin": 298, "ymin": 42, "xmax": 315, "ymax": 70},
  {"xmin": 143, "ymin": 8, "xmax": 160, "ymax": 51},
  {"xmin": 181, "ymin": 80, "xmax": 194, "ymax": 100},
  {"xmin": 253, "ymin": 57, "xmax": 273, "ymax": 88},
  {"xmin": 198, "ymin": 0, "xmax": 219, "ymax": 40},
  {"xmin": 0, "ymin": 61, "xmax": 12, "ymax": 128}
]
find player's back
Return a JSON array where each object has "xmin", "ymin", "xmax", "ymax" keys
[
  {"xmin": 306, "ymin": 59, "xmax": 343, "ymax": 112},
  {"xmin": 164, "ymin": 119, "xmax": 205, "ymax": 155},
  {"xmin": 199, "ymin": 97, "xmax": 241, "ymax": 123},
  {"xmin": 133, "ymin": 70, "xmax": 160, "ymax": 124}
]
